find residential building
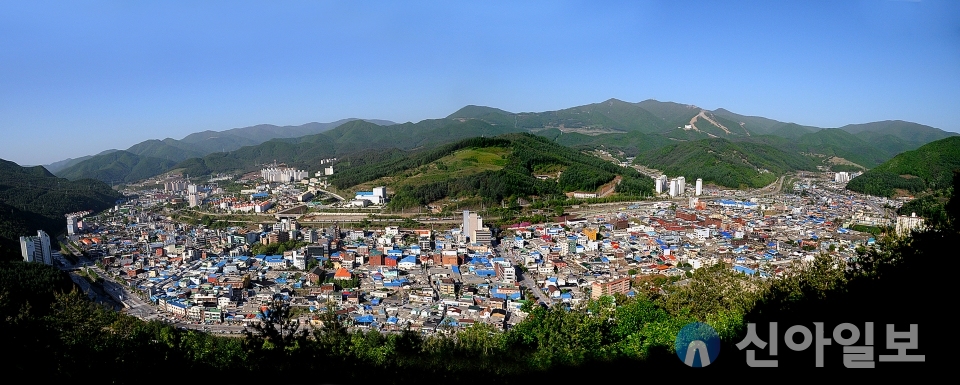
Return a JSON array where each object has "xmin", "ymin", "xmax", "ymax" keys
[
  {"xmin": 695, "ymin": 178, "xmax": 703, "ymax": 196},
  {"xmin": 591, "ymin": 277, "xmax": 631, "ymax": 300},
  {"xmin": 20, "ymin": 230, "xmax": 52, "ymax": 265},
  {"xmin": 896, "ymin": 212, "xmax": 924, "ymax": 237}
]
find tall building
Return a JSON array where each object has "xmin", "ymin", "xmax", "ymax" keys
[
  {"xmin": 462, "ymin": 210, "xmax": 484, "ymax": 243},
  {"xmin": 695, "ymin": 178, "xmax": 703, "ymax": 196},
  {"xmin": 261, "ymin": 167, "xmax": 309, "ymax": 183},
  {"xmin": 66, "ymin": 215, "xmax": 78, "ymax": 236},
  {"xmin": 835, "ymin": 172, "xmax": 851, "ymax": 183},
  {"xmin": 188, "ymin": 193, "xmax": 200, "ymax": 207},
  {"xmin": 677, "ymin": 176, "xmax": 685, "ymax": 195},
  {"xmin": 656, "ymin": 175, "xmax": 668, "ymax": 194},
  {"xmin": 20, "ymin": 230, "xmax": 52, "ymax": 265},
  {"xmin": 669, "ymin": 179, "xmax": 678, "ymax": 197},
  {"xmin": 187, "ymin": 184, "xmax": 198, "ymax": 194}
]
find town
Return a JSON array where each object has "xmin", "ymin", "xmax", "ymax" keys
[{"xmin": 21, "ymin": 163, "xmax": 924, "ymax": 337}]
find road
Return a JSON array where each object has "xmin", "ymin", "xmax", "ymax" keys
[{"xmin": 498, "ymin": 245, "xmax": 552, "ymax": 306}]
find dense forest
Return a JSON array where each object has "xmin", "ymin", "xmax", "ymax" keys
[
  {"xmin": 846, "ymin": 136, "xmax": 960, "ymax": 197},
  {"xmin": 0, "ymin": 159, "xmax": 122, "ymax": 261},
  {"xmin": 635, "ymin": 138, "xmax": 819, "ymax": 189}
]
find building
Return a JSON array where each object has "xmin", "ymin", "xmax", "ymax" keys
[
  {"xmin": 669, "ymin": 179, "xmax": 678, "ymax": 197},
  {"xmin": 324, "ymin": 166, "xmax": 334, "ymax": 176},
  {"xmin": 655, "ymin": 175, "xmax": 667, "ymax": 194},
  {"xmin": 262, "ymin": 167, "xmax": 309, "ymax": 183},
  {"xmin": 20, "ymin": 230, "xmax": 52, "ymax": 265},
  {"xmin": 677, "ymin": 176, "xmax": 685, "ymax": 195},
  {"xmin": 695, "ymin": 178, "xmax": 703, "ymax": 196},
  {"xmin": 187, "ymin": 184, "xmax": 198, "ymax": 194},
  {"xmin": 835, "ymin": 172, "xmax": 850, "ymax": 183},
  {"xmin": 354, "ymin": 186, "xmax": 387, "ymax": 205},
  {"xmin": 462, "ymin": 210, "xmax": 485, "ymax": 244},
  {"xmin": 67, "ymin": 215, "xmax": 78, "ymax": 236},
  {"xmin": 591, "ymin": 276, "xmax": 631, "ymax": 300},
  {"xmin": 493, "ymin": 261, "xmax": 516, "ymax": 283},
  {"xmin": 896, "ymin": 212, "xmax": 925, "ymax": 237},
  {"xmin": 188, "ymin": 193, "xmax": 200, "ymax": 207}
]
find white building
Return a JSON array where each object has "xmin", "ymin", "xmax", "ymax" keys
[
  {"xmin": 324, "ymin": 166, "xmax": 334, "ymax": 176},
  {"xmin": 20, "ymin": 230, "xmax": 52, "ymax": 265},
  {"xmin": 669, "ymin": 179, "xmax": 678, "ymax": 197},
  {"xmin": 835, "ymin": 172, "xmax": 851, "ymax": 183},
  {"xmin": 66, "ymin": 215, "xmax": 78, "ymax": 236},
  {"xmin": 896, "ymin": 213, "xmax": 925, "ymax": 237},
  {"xmin": 187, "ymin": 184, "xmax": 198, "ymax": 194},
  {"xmin": 656, "ymin": 175, "xmax": 668, "ymax": 194},
  {"xmin": 695, "ymin": 178, "xmax": 703, "ymax": 196},
  {"xmin": 262, "ymin": 167, "xmax": 309, "ymax": 183},
  {"xmin": 462, "ymin": 210, "xmax": 484, "ymax": 244},
  {"xmin": 188, "ymin": 193, "xmax": 200, "ymax": 207},
  {"xmin": 677, "ymin": 176, "xmax": 685, "ymax": 195},
  {"xmin": 354, "ymin": 186, "xmax": 388, "ymax": 205}
]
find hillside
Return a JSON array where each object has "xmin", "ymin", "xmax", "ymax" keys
[
  {"xmin": 792, "ymin": 129, "xmax": 890, "ymax": 168},
  {"xmin": 44, "ymin": 99, "xmax": 957, "ymax": 185},
  {"xmin": 45, "ymin": 118, "xmax": 393, "ymax": 181},
  {"xmin": 634, "ymin": 138, "xmax": 819, "ymax": 189},
  {"xmin": 840, "ymin": 120, "xmax": 958, "ymax": 157},
  {"xmin": 846, "ymin": 136, "xmax": 960, "ymax": 198},
  {"xmin": 176, "ymin": 118, "xmax": 528, "ymax": 177},
  {"xmin": 328, "ymin": 133, "xmax": 654, "ymax": 208},
  {"xmin": 0, "ymin": 159, "xmax": 122, "ymax": 260},
  {"xmin": 56, "ymin": 151, "xmax": 177, "ymax": 184}
]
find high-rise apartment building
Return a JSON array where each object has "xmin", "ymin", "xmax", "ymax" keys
[
  {"xmin": 677, "ymin": 176, "xmax": 685, "ymax": 195},
  {"xmin": 695, "ymin": 178, "xmax": 703, "ymax": 196},
  {"xmin": 669, "ymin": 179, "xmax": 678, "ymax": 197},
  {"xmin": 20, "ymin": 230, "xmax": 52, "ymax": 265}
]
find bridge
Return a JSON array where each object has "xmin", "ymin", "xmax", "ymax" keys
[{"xmin": 275, "ymin": 205, "xmax": 308, "ymax": 220}]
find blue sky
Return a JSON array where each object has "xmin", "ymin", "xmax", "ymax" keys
[{"xmin": 2, "ymin": 0, "xmax": 958, "ymax": 166}]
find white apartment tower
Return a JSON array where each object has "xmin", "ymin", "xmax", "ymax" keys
[
  {"xmin": 695, "ymin": 178, "xmax": 703, "ymax": 196},
  {"xmin": 677, "ymin": 176, "xmax": 685, "ymax": 195},
  {"xmin": 20, "ymin": 230, "xmax": 52, "ymax": 265},
  {"xmin": 656, "ymin": 175, "xmax": 668, "ymax": 194},
  {"xmin": 66, "ymin": 215, "xmax": 78, "ymax": 236},
  {"xmin": 669, "ymin": 179, "xmax": 678, "ymax": 197}
]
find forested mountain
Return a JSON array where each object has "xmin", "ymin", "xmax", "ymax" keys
[
  {"xmin": 792, "ymin": 129, "xmax": 890, "ymax": 168},
  {"xmin": 0, "ymin": 159, "xmax": 122, "ymax": 261},
  {"xmin": 846, "ymin": 136, "xmax": 960, "ymax": 198},
  {"xmin": 56, "ymin": 151, "xmax": 177, "ymax": 184},
  {"xmin": 635, "ymin": 138, "xmax": 819, "ymax": 189},
  {"xmin": 327, "ymin": 133, "xmax": 654, "ymax": 208},
  {"xmin": 46, "ymin": 99, "xmax": 956, "ymax": 184},
  {"xmin": 175, "ymin": 118, "xmax": 529, "ymax": 177},
  {"xmin": 840, "ymin": 120, "xmax": 957, "ymax": 158},
  {"xmin": 47, "ymin": 119, "xmax": 394, "ymax": 182}
]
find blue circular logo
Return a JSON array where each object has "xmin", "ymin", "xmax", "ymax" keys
[{"xmin": 675, "ymin": 322, "xmax": 720, "ymax": 367}]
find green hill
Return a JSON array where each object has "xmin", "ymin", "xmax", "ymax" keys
[
  {"xmin": 635, "ymin": 138, "xmax": 819, "ymax": 188},
  {"xmin": 841, "ymin": 120, "xmax": 958, "ymax": 158},
  {"xmin": 793, "ymin": 128, "xmax": 890, "ymax": 168},
  {"xmin": 56, "ymin": 150, "xmax": 177, "ymax": 184},
  {"xmin": 176, "ymin": 118, "xmax": 528, "ymax": 177},
  {"xmin": 846, "ymin": 136, "xmax": 960, "ymax": 198},
  {"xmin": 328, "ymin": 133, "xmax": 654, "ymax": 208},
  {"xmin": 0, "ymin": 159, "xmax": 122, "ymax": 260},
  {"xmin": 125, "ymin": 138, "xmax": 206, "ymax": 162}
]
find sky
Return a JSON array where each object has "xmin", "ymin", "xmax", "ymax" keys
[{"xmin": 2, "ymin": 0, "xmax": 959, "ymax": 166}]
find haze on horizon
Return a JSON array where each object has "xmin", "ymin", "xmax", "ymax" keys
[{"xmin": 2, "ymin": 0, "xmax": 959, "ymax": 166}]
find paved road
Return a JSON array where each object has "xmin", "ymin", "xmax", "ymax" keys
[{"xmin": 498, "ymin": 246, "xmax": 552, "ymax": 306}]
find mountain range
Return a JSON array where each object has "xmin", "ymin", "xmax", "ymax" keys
[
  {"xmin": 48, "ymin": 98, "xmax": 957, "ymax": 188},
  {"xmin": 45, "ymin": 118, "xmax": 396, "ymax": 175}
]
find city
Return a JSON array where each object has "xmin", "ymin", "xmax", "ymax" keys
[{"xmin": 22, "ymin": 162, "xmax": 922, "ymax": 338}]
